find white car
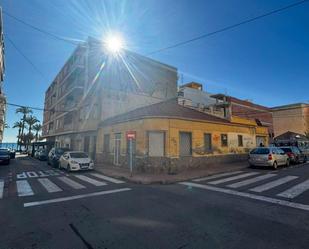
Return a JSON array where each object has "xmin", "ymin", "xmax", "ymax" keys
[{"xmin": 59, "ymin": 151, "xmax": 94, "ymax": 171}]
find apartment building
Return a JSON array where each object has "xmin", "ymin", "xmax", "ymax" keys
[
  {"xmin": 42, "ymin": 37, "xmax": 178, "ymax": 158},
  {"xmin": 271, "ymin": 103, "xmax": 309, "ymax": 137},
  {"xmin": 0, "ymin": 7, "xmax": 6, "ymax": 143}
]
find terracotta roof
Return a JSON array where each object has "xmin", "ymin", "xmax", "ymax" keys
[
  {"xmin": 229, "ymin": 96, "xmax": 270, "ymax": 111},
  {"xmin": 100, "ymin": 99, "xmax": 231, "ymax": 126},
  {"xmin": 274, "ymin": 131, "xmax": 308, "ymax": 141}
]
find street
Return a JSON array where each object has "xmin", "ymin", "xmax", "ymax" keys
[{"xmin": 1, "ymin": 155, "xmax": 309, "ymax": 249}]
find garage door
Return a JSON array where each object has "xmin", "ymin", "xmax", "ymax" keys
[{"xmin": 149, "ymin": 132, "xmax": 164, "ymax": 157}]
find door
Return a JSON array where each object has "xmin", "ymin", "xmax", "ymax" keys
[
  {"xmin": 84, "ymin": 136, "xmax": 90, "ymax": 153},
  {"xmin": 204, "ymin": 133, "xmax": 212, "ymax": 152},
  {"xmin": 113, "ymin": 133, "xmax": 121, "ymax": 165},
  {"xmin": 92, "ymin": 136, "xmax": 97, "ymax": 160},
  {"xmin": 179, "ymin": 132, "xmax": 192, "ymax": 156}
]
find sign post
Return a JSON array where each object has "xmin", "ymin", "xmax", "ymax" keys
[{"xmin": 126, "ymin": 131, "xmax": 136, "ymax": 177}]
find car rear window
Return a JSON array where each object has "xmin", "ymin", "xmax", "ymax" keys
[
  {"xmin": 55, "ymin": 148, "xmax": 69, "ymax": 154},
  {"xmin": 70, "ymin": 152, "xmax": 88, "ymax": 158},
  {"xmin": 280, "ymin": 148, "xmax": 292, "ymax": 153},
  {"xmin": 0, "ymin": 150, "xmax": 9, "ymax": 155},
  {"xmin": 250, "ymin": 148, "xmax": 270, "ymax": 154}
]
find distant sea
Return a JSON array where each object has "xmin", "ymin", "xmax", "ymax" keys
[{"xmin": 0, "ymin": 143, "xmax": 18, "ymax": 150}]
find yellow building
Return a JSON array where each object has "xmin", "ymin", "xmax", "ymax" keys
[{"xmin": 96, "ymin": 99, "xmax": 268, "ymax": 172}]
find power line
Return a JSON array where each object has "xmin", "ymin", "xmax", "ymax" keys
[
  {"xmin": 148, "ymin": 0, "xmax": 309, "ymax": 55},
  {"xmin": 3, "ymin": 10, "xmax": 81, "ymax": 46},
  {"xmin": 6, "ymin": 35, "xmax": 47, "ymax": 80}
]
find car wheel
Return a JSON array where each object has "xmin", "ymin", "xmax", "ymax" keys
[
  {"xmin": 67, "ymin": 164, "xmax": 71, "ymax": 172},
  {"xmin": 304, "ymin": 156, "xmax": 307, "ymax": 163},
  {"xmin": 286, "ymin": 159, "xmax": 290, "ymax": 167},
  {"xmin": 47, "ymin": 160, "xmax": 50, "ymax": 165},
  {"xmin": 6, "ymin": 159, "xmax": 10, "ymax": 165},
  {"xmin": 273, "ymin": 161, "xmax": 278, "ymax": 170}
]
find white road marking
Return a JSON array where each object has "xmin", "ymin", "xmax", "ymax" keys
[
  {"xmin": 38, "ymin": 178, "xmax": 62, "ymax": 193},
  {"xmin": 90, "ymin": 173, "xmax": 124, "ymax": 184},
  {"xmin": 193, "ymin": 171, "xmax": 244, "ymax": 182},
  {"xmin": 227, "ymin": 174, "xmax": 277, "ymax": 188},
  {"xmin": 250, "ymin": 176, "xmax": 299, "ymax": 193},
  {"xmin": 179, "ymin": 182, "xmax": 309, "ymax": 212},
  {"xmin": 58, "ymin": 176, "xmax": 86, "ymax": 189},
  {"xmin": 74, "ymin": 175, "xmax": 107, "ymax": 186},
  {"xmin": 24, "ymin": 188, "xmax": 131, "ymax": 207},
  {"xmin": 16, "ymin": 180, "xmax": 34, "ymax": 197},
  {"xmin": 277, "ymin": 179, "xmax": 309, "ymax": 199},
  {"xmin": 0, "ymin": 179, "xmax": 4, "ymax": 199},
  {"xmin": 26, "ymin": 172, "xmax": 38, "ymax": 178},
  {"xmin": 208, "ymin": 172, "xmax": 259, "ymax": 185}
]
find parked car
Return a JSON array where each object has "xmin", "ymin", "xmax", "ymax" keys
[
  {"xmin": 279, "ymin": 146, "xmax": 306, "ymax": 164},
  {"xmin": 59, "ymin": 151, "xmax": 94, "ymax": 172},
  {"xmin": 0, "ymin": 149, "xmax": 11, "ymax": 165},
  {"xmin": 47, "ymin": 147, "xmax": 70, "ymax": 168},
  {"xmin": 248, "ymin": 147, "xmax": 290, "ymax": 169},
  {"xmin": 8, "ymin": 148, "xmax": 16, "ymax": 159},
  {"xmin": 34, "ymin": 148, "xmax": 48, "ymax": 161}
]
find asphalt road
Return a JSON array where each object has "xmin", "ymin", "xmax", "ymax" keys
[{"xmin": 1, "ymin": 155, "xmax": 309, "ymax": 249}]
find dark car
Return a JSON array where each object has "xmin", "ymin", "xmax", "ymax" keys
[
  {"xmin": 47, "ymin": 147, "xmax": 70, "ymax": 168},
  {"xmin": 0, "ymin": 149, "xmax": 11, "ymax": 165},
  {"xmin": 279, "ymin": 146, "xmax": 306, "ymax": 164},
  {"xmin": 35, "ymin": 148, "xmax": 48, "ymax": 161},
  {"xmin": 8, "ymin": 148, "xmax": 16, "ymax": 159}
]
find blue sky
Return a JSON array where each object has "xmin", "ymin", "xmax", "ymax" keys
[{"xmin": 1, "ymin": 0, "xmax": 309, "ymax": 142}]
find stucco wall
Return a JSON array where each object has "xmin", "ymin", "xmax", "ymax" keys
[
  {"xmin": 273, "ymin": 107, "xmax": 307, "ymax": 136},
  {"xmin": 96, "ymin": 117, "xmax": 268, "ymax": 171}
]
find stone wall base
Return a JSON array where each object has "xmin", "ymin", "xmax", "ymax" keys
[{"xmin": 96, "ymin": 152, "xmax": 248, "ymax": 174}]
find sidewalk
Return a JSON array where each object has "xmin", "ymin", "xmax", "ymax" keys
[{"xmin": 95, "ymin": 161, "xmax": 249, "ymax": 184}]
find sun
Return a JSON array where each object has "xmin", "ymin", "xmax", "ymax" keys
[{"xmin": 104, "ymin": 34, "xmax": 125, "ymax": 54}]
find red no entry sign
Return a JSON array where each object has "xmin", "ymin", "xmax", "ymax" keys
[{"xmin": 126, "ymin": 131, "xmax": 136, "ymax": 140}]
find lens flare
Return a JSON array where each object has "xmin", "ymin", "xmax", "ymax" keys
[{"xmin": 104, "ymin": 33, "xmax": 124, "ymax": 53}]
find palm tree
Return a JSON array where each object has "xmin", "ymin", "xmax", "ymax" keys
[
  {"xmin": 32, "ymin": 123, "xmax": 42, "ymax": 142},
  {"xmin": 12, "ymin": 121, "xmax": 23, "ymax": 150},
  {"xmin": 25, "ymin": 116, "xmax": 39, "ymax": 145},
  {"xmin": 16, "ymin": 107, "xmax": 33, "ymax": 149}
]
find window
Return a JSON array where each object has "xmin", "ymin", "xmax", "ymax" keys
[
  {"xmin": 103, "ymin": 134, "xmax": 110, "ymax": 153},
  {"xmin": 238, "ymin": 135, "xmax": 243, "ymax": 147},
  {"xmin": 204, "ymin": 133, "xmax": 212, "ymax": 152},
  {"xmin": 221, "ymin": 134, "xmax": 228, "ymax": 147},
  {"xmin": 179, "ymin": 132, "xmax": 192, "ymax": 156},
  {"xmin": 148, "ymin": 131, "xmax": 165, "ymax": 157}
]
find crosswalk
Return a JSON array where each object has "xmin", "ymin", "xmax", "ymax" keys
[
  {"xmin": 0, "ymin": 172, "xmax": 125, "ymax": 199},
  {"xmin": 180, "ymin": 170, "xmax": 309, "ymax": 211}
]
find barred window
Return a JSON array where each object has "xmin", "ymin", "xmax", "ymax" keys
[{"xmin": 221, "ymin": 134, "xmax": 228, "ymax": 147}]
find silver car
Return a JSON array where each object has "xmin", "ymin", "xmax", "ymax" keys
[{"xmin": 248, "ymin": 147, "xmax": 290, "ymax": 169}]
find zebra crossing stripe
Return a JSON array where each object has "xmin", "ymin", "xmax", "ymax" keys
[
  {"xmin": 277, "ymin": 179, "xmax": 309, "ymax": 199},
  {"xmin": 24, "ymin": 188, "xmax": 132, "ymax": 207},
  {"xmin": 250, "ymin": 176, "xmax": 299, "ymax": 193},
  {"xmin": 179, "ymin": 182, "xmax": 309, "ymax": 212},
  {"xmin": 227, "ymin": 174, "xmax": 277, "ymax": 188},
  {"xmin": 0, "ymin": 179, "xmax": 4, "ymax": 199},
  {"xmin": 58, "ymin": 177, "xmax": 86, "ymax": 189},
  {"xmin": 38, "ymin": 178, "xmax": 62, "ymax": 193},
  {"xmin": 74, "ymin": 175, "xmax": 107, "ymax": 186},
  {"xmin": 90, "ymin": 173, "xmax": 124, "ymax": 184},
  {"xmin": 209, "ymin": 172, "xmax": 259, "ymax": 185},
  {"xmin": 193, "ymin": 171, "xmax": 244, "ymax": 182},
  {"xmin": 16, "ymin": 180, "xmax": 34, "ymax": 197}
]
